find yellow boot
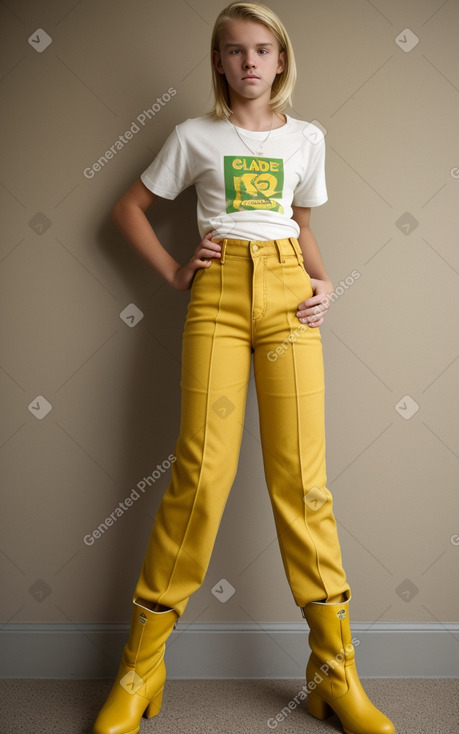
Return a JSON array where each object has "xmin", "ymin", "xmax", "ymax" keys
[
  {"xmin": 93, "ymin": 600, "xmax": 178, "ymax": 734},
  {"xmin": 302, "ymin": 595, "xmax": 395, "ymax": 734}
]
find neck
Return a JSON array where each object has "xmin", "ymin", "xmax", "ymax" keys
[{"xmin": 228, "ymin": 95, "xmax": 280, "ymax": 131}]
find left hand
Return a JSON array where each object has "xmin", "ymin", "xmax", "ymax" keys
[{"xmin": 296, "ymin": 278, "xmax": 334, "ymax": 328}]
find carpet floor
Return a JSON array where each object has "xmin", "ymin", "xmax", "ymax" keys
[{"xmin": 0, "ymin": 678, "xmax": 458, "ymax": 733}]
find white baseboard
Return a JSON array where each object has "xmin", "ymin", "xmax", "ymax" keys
[{"xmin": 1, "ymin": 622, "xmax": 458, "ymax": 679}]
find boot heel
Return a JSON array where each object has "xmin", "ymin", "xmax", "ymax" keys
[
  {"xmin": 308, "ymin": 691, "xmax": 332, "ymax": 720},
  {"xmin": 144, "ymin": 686, "xmax": 164, "ymax": 718}
]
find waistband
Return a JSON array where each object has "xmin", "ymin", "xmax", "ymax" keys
[{"xmin": 213, "ymin": 237, "xmax": 303, "ymax": 265}]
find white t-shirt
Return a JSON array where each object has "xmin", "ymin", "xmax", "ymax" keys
[{"xmin": 141, "ymin": 114, "xmax": 328, "ymax": 241}]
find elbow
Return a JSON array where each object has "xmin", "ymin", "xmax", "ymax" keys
[
  {"xmin": 111, "ymin": 198, "xmax": 123, "ymax": 225},
  {"xmin": 111, "ymin": 197, "xmax": 129, "ymax": 229}
]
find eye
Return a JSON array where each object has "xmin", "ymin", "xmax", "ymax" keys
[{"xmin": 258, "ymin": 48, "xmax": 269, "ymax": 54}]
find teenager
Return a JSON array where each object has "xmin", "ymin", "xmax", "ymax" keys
[{"xmin": 93, "ymin": 4, "xmax": 395, "ymax": 733}]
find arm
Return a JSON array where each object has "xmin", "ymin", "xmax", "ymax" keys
[
  {"xmin": 291, "ymin": 205, "xmax": 333, "ymax": 327},
  {"xmin": 112, "ymin": 178, "xmax": 221, "ymax": 291}
]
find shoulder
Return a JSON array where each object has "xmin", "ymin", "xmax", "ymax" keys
[{"xmin": 175, "ymin": 114, "xmax": 226, "ymax": 137}]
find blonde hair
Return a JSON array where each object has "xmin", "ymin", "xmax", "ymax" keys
[{"xmin": 209, "ymin": 2, "xmax": 297, "ymax": 120}]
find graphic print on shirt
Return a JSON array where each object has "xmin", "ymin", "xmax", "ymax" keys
[{"xmin": 224, "ymin": 156, "xmax": 284, "ymax": 214}]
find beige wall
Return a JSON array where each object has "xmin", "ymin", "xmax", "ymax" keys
[{"xmin": 1, "ymin": 0, "xmax": 458, "ymax": 629}]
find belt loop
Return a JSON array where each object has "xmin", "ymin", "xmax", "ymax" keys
[
  {"xmin": 220, "ymin": 239, "xmax": 227, "ymax": 264},
  {"xmin": 274, "ymin": 239, "xmax": 286, "ymax": 263},
  {"xmin": 289, "ymin": 237, "xmax": 303, "ymax": 265}
]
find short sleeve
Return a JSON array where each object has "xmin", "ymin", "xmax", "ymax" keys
[
  {"xmin": 140, "ymin": 127, "xmax": 193, "ymax": 200},
  {"xmin": 292, "ymin": 132, "xmax": 328, "ymax": 208}
]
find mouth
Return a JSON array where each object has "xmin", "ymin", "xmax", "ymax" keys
[{"xmin": 242, "ymin": 76, "xmax": 260, "ymax": 81}]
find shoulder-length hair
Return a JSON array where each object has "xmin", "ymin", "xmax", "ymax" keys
[{"xmin": 209, "ymin": 2, "xmax": 297, "ymax": 120}]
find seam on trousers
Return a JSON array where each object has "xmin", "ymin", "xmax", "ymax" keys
[
  {"xmin": 157, "ymin": 263, "xmax": 225, "ymax": 606},
  {"xmin": 250, "ymin": 256, "xmax": 256, "ymax": 346},
  {"xmin": 285, "ymin": 271, "xmax": 329, "ymax": 601},
  {"xmin": 251, "ymin": 256, "xmax": 269, "ymax": 353}
]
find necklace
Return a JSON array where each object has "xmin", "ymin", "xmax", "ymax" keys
[{"xmin": 231, "ymin": 113, "xmax": 275, "ymax": 156}]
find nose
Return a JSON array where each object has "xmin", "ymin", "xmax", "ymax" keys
[{"xmin": 243, "ymin": 52, "xmax": 257, "ymax": 68}]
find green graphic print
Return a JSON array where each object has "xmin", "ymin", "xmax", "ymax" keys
[{"xmin": 224, "ymin": 156, "xmax": 284, "ymax": 214}]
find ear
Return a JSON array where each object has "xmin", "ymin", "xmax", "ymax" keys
[
  {"xmin": 212, "ymin": 49, "xmax": 225, "ymax": 75},
  {"xmin": 276, "ymin": 49, "xmax": 285, "ymax": 75}
]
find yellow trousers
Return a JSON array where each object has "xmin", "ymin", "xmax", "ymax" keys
[{"xmin": 133, "ymin": 237, "xmax": 350, "ymax": 617}]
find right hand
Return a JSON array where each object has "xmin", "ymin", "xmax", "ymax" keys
[{"xmin": 171, "ymin": 232, "xmax": 222, "ymax": 291}]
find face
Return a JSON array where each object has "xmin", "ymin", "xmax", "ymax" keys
[{"xmin": 213, "ymin": 19, "xmax": 285, "ymax": 104}]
